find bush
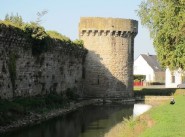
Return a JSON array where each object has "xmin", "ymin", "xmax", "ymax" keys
[
  {"xmin": 150, "ymin": 82, "xmax": 165, "ymax": 85},
  {"xmin": 134, "ymin": 88, "xmax": 176, "ymax": 96},
  {"xmin": 23, "ymin": 22, "xmax": 48, "ymax": 55},
  {"xmin": 134, "ymin": 75, "xmax": 146, "ymax": 81}
]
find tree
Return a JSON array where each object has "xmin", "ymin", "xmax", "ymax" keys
[
  {"xmin": 36, "ymin": 10, "xmax": 48, "ymax": 25},
  {"xmin": 137, "ymin": 0, "xmax": 185, "ymax": 70}
]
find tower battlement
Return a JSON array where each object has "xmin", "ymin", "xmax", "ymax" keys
[{"xmin": 80, "ymin": 30, "xmax": 137, "ymax": 37}]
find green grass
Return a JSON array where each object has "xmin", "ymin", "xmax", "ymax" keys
[
  {"xmin": 139, "ymin": 95, "xmax": 185, "ymax": 137},
  {"xmin": 134, "ymin": 86, "xmax": 144, "ymax": 91},
  {"xmin": 0, "ymin": 94, "xmax": 69, "ymax": 126},
  {"xmin": 105, "ymin": 89, "xmax": 185, "ymax": 137}
]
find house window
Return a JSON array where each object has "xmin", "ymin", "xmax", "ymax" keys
[
  {"xmin": 182, "ymin": 76, "xmax": 185, "ymax": 82},
  {"xmin": 172, "ymin": 76, "xmax": 175, "ymax": 83}
]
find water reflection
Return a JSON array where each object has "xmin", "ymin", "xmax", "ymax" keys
[
  {"xmin": 3, "ymin": 104, "xmax": 134, "ymax": 137},
  {"xmin": 133, "ymin": 104, "xmax": 152, "ymax": 117}
]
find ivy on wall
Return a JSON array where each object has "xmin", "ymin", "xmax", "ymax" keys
[{"xmin": 23, "ymin": 22, "xmax": 48, "ymax": 55}]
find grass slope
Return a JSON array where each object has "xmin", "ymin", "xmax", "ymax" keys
[
  {"xmin": 139, "ymin": 95, "xmax": 185, "ymax": 137},
  {"xmin": 0, "ymin": 94, "xmax": 69, "ymax": 126},
  {"xmin": 105, "ymin": 89, "xmax": 185, "ymax": 137}
]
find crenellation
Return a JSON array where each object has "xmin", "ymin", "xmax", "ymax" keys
[{"xmin": 80, "ymin": 29, "xmax": 137, "ymax": 38}]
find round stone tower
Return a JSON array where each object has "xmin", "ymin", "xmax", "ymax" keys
[{"xmin": 79, "ymin": 17, "xmax": 138, "ymax": 98}]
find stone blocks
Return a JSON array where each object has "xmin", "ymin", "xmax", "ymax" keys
[{"xmin": 79, "ymin": 17, "xmax": 138, "ymax": 98}]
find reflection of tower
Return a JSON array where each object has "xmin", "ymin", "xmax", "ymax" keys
[{"xmin": 79, "ymin": 17, "xmax": 138, "ymax": 98}]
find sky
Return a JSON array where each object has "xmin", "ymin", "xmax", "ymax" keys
[{"xmin": 0, "ymin": 0, "xmax": 156, "ymax": 59}]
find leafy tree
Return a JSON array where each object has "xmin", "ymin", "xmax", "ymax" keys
[
  {"xmin": 36, "ymin": 10, "xmax": 48, "ymax": 25},
  {"xmin": 137, "ymin": 0, "xmax": 185, "ymax": 70}
]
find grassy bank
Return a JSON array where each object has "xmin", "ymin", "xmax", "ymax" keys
[
  {"xmin": 139, "ymin": 95, "xmax": 185, "ymax": 137},
  {"xmin": 0, "ymin": 94, "xmax": 71, "ymax": 126},
  {"xmin": 105, "ymin": 89, "xmax": 185, "ymax": 137}
]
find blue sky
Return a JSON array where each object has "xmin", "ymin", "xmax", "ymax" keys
[{"xmin": 0, "ymin": 0, "xmax": 155, "ymax": 59}]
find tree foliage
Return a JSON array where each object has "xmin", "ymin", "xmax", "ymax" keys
[
  {"xmin": 137, "ymin": 0, "xmax": 185, "ymax": 70},
  {"xmin": 36, "ymin": 10, "xmax": 48, "ymax": 25}
]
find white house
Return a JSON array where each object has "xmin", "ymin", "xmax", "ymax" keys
[
  {"xmin": 165, "ymin": 68, "xmax": 185, "ymax": 88},
  {"xmin": 134, "ymin": 54, "xmax": 165, "ymax": 84}
]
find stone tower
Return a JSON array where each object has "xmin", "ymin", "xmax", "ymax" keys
[{"xmin": 79, "ymin": 17, "xmax": 138, "ymax": 98}]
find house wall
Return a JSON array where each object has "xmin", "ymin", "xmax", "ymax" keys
[
  {"xmin": 134, "ymin": 55, "xmax": 154, "ymax": 82},
  {"xmin": 165, "ymin": 68, "xmax": 182, "ymax": 88},
  {"xmin": 154, "ymin": 72, "xmax": 165, "ymax": 83}
]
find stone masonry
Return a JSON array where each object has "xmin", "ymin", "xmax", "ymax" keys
[
  {"xmin": 79, "ymin": 17, "xmax": 138, "ymax": 98},
  {"xmin": 0, "ymin": 17, "xmax": 138, "ymax": 99},
  {"xmin": 0, "ymin": 24, "xmax": 86, "ymax": 99}
]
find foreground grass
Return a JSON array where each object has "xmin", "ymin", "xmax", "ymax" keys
[
  {"xmin": 139, "ymin": 95, "xmax": 185, "ymax": 137},
  {"xmin": 105, "ymin": 114, "xmax": 154, "ymax": 137},
  {"xmin": 105, "ymin": 89, "xmax": 185, "ymax": 137}
]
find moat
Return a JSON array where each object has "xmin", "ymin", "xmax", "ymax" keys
[{"xmin": 2, "ymin": 104, "xmax": 134, "ymax": 137}]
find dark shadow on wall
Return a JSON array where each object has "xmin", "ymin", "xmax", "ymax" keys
[{"xmin": 82, "ymin": 50, "xmax": 134, "ymax": 99}]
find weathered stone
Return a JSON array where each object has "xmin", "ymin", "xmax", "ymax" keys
[
  {"xmin": 79, "ymin": 17, "xmax": 138, "ymax": 98},
  {"xmin": 0, "ymin": 24, "xmax": 86, "ymax": 99},
  {"xmin": 0, "ymin": 17, "xmax": 138, "ymax": 99}
]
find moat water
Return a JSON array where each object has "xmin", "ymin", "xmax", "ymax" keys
[
  {"xmin": 2, "ymin": 103, "xmax": 150, "ymax": 137},
  {"xmin": 3, "ymin": 104, "xmax": 134, "ymax": 137}
]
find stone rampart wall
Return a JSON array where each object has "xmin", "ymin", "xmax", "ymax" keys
[{"xmin": 0, "ymin": 24, "xmax": 86, "ymax": 99}]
